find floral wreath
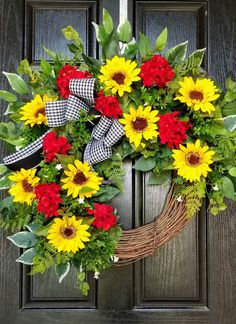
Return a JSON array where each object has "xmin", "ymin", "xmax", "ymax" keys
[{"xmin": 1, "ymin": 10, "xmax": 236, "ymax": 296}]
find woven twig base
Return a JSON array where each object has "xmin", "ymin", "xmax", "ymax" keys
[{"xmin": 115, "ymin": 186, "xmax": 189, "ymax": 265}]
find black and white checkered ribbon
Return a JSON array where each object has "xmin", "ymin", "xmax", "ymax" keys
[
  {"xmin": 84, "ymin": 116, "xmax": 124, "ymax": 165},
  {"xmin": 3, "ymin": 78, "xmax": 124, "ymax": 170}
]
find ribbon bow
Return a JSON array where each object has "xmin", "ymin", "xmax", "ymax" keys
[{"xmin": 3, "ymin": 78, "xmax": 124, "ymax": 170}]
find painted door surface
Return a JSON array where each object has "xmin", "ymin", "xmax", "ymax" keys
[{"xmin": 0, "ymin": 1, "xmax": 236, "ymax": 323}]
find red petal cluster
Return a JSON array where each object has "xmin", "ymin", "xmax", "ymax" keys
[
  {"xmin": 87, "ymin": 203, "xmax": 117, "ymax": 231},
  {"xmin": 94, "ymin": 92, "xmax": 122, "ymax": 119},
  {"xmin": 158, "ymin": 112, "xmax": 192, "ymax": 149},
  {"xmin": 56, "ymin": 64, "xmax": 92, "ymax": 99},
  {"xmin": 34, "ymin": 183, "xmax": 62, "ymax": 218},
  {"xmin": 43, "ymin": 132, "xmax": 71, "ymax": 162},
  {"xmin": 140, "ymin": 55, "xmax": 174, "ymax": 88}
]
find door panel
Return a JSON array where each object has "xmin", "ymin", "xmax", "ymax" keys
[{"xmin": 0, "ymin": 0, "xmax": 236, "ymax": 323}]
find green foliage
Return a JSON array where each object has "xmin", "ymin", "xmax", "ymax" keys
[
  {"xmin": 94, "ymin": 153, "xmax": 125, "ymax": 191},
  {"xmin": 94, "ymin": 185, "xmax": 120, "ymax": 202},
  {"xmin": 133, "ymin": 156, "xmax": 156, "ymax": 171},
  {"xmin": 30, "ymin": 252, "xmax": 54, "ymax": 274},
  {"xmin": 0, "ymin": 90, "xmax": 17, "ymax": 102},
  {"xmin": 0, "ymin": 122, "xmax": 24, "ymax": 146},
  {"xmin": 180, "ymin": 181, "xmax": 206, "ymax": 219},
  {"xmin": 117, "ymin": 19, "xmax": 131, "ymax": 43},
  {"xmin": 37, "ymin": 162, "xmax": 61, "ymax": 183},
  {"xmin": 16, "ymin": 247, "xmax": 37, "ymax": 265},
  {"xmin": 182, "ymin": 48, "xmax": 206, "ymax": 70},
  {"xmin": 138, "ymin": 32, "xmax": 152, "ymax": 59},
  {"xmin": 165, "ymin": 41, "xmax": 188, "ymax": 65},
  {"xmin": 155, "ymin": 27, "xmax": 168, "ymax": 52},
  {"xmin": 7, "ymin": 231, "xmax": 38, "ymax": 248},
  {"xmin": 17, "ymin": 59, "xmax": 32, "ymax": 76},
  {"xmin": 3, "ymin": 72, "xmax": 29, "ymax": 95}
]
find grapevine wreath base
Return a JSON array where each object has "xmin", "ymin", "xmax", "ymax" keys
[
  {"xmin": 1, "ymin": 10, "xmax": 236, "ymax": 296},
  {"xmin": 115, "ymin": 186, "xmax": 187, "ymax": 265}
]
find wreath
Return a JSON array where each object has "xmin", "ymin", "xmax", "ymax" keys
[{"xmin": 1, "ymin": 10, "xmax": 236, "ymax": 296}]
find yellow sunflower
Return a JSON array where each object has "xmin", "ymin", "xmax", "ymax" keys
[
  {"xmin": 98, "ymin": 56, "xmax": 141, "ymax": 97},
  {"xmin": 20, "ymin": 94, "xmax": 57, "ymax": 127},
  {"xmin": 119, "ymin": 105, "xmax": 159, "ymax": 148},
  {"xmin": 8, "ymin": 168, "xmax": 40, "ymax": 205},
  {"xmin": 175, "ymin": 77, "xmax": 220, "ymax": 114},
  {"xmin": 172, "ymin": 139, "xmax": 215, "ymax": 182},
  {"xmin": 47, "ymin": 216, "xmax": 91, "ymax": 253},
  {"xmin": 61, "ymin": 160, "xmax": 103, "ymax": 199}
]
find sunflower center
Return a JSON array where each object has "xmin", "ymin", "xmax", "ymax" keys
[
  {"xmin": 73, "ymin": 171, "xmax": 88, "ymax": 185},
  {"xmin": 186, "ymin": 153, "xmax": 201, "ymax": 166},
  {"xmin": 34, "ymin": 107, "xmax": 46, "ymax": 118},
  {"xmin": 132, "ymin": 117, "xmax": 148, "ymax": 132},
  {"xmin": 189, "ymin": 90, "xmax": 204, "ymax": 101},
  {"xmin": 60, "ymin": 226, "xmax": 77, "ymax": 239},
  {"xmin": 112, "ymin": 72, "xmax": 126, "ymax": 85},
  {"xmin": 22, "ymin": 179, "xmax": 33, "ymax": 193}
]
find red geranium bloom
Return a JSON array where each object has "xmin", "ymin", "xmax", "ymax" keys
[
  {"xmin": 140, "ymin": 55, "xmax": 174, "ymax": 88},
  {"xmin": 87, "ymin": 203, "xmax": 117, "ymax": 231},
  {"xmin": 34, "ymin": 183, "xmax": 62, "ymax": 218},
  {"xmin": 158, "ymin": 112, "xmax": 192, "ymax": 149},
  {"xmin": 94, "ymin": 92, "xmax": 122, "ymax": 119},
  {"xmin": 56, "ymin": 65, "xmax": 92, "ymax": 99},
  {"xmin": 43, "ymin": 132, "xmax": 71, "ymax": 162}
]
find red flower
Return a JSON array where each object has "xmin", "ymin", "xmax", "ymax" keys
[
  {"xmin": 56, "ymin": 65, "xmax": 92, "ymax": 99},
  {"xmin": 42, "ymin": 132, "xmax": 71, "ymax": 162},
  {"xmin": 158, "ymin": 112, "xmax": 192, "ymax": 149},
  {"xmin": 94, "ymin": 92, "xmax": 122, "ymax": 119},
  {"xmin": 140, "ymin": 55, "xmax": 174, "ymax": 88},
  {"xmin": 87, "ymin": 203, "xmax": 117, "ymax": 231},
  {"xmin": 34, "ymin": 183, "xmax": 62, "ymax": 218}
]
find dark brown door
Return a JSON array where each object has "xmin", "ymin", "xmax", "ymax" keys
[{"xmin": 0, "ymin": 1, "xmax": 236, "ymax": 323}]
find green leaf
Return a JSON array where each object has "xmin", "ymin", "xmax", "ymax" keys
[
  {"xmin": 56, "ymin": 154, "xmax": 75, "ymax": 169},
  {"xmin": 80, "ymin": 282, "xmax": 90, "ymax": 296},
  {"xmin": 103, "ymin": 9, "xmax": 114, "ymax": 34},
  {"xmin": 0, "ymin": 164, "xmax": 8, "ymax": 175},
  {"xmin": 34, "ymin": 223, "xmax": 52, "ymax": 237},
  {"xmin": 26, "ymin": 222, "xmax": 41, "ymax": 233},
  {"xmin": 223, "ymin": 115, "xmax": 236, "ymax": 131},
  {"xmin": 92, "ymin": 22, "xmax": 108, "ymax": 45},
  {"xmin": 2, "ymin": 72, "xmax": 29, "ymax": 95},
  {"xmin": 220, "ymin": 176, "xmax": 236, "ymax": 200},
  {"xmin": 17, "ymin": 59, "xmax": 32, "ymax": 76},
  {"xmin": 123, "ymin": 142, "xmax": 135, "ymax": 158},
  {"xmin": 102, "ymin": 32, "xmax": 119, "ymax": 59},
  {"xmin": 7, "ymin": 231, "xmax": 38, "ymax": 248},
  {"xmin": 229, "ymin": 167, "xmax": 236, "ymax": 177},
  {"xmin": 4, "ymin": 101, "xmax": 24, "ymax": 115},
  {"xmin": 165, "ymin": 41, "xmax": 188, "ymax": 65},
  {"xmin": 138, "ymin": 32, "xmax": 152, "ymax": 58},
  {"xmin": 82, "ymin": 54, "xmax": 101, "ymax": 74},
  {"xmin": 55, "ymin": 262, "xmax": 70, "ymax": 283},
  {"xmin": 148, "ymin": 170, "xmax": 171, "ymax": 185},
  {"xmin": 79, "ymin": 186, "xmax": 94, "ymax": 194},
  {"xmin": 0, "ymin": 90, "xmax": 17, "ymax": 102},
  {"xmin": 0, "ymin": 174, "xmax": 12, "ymax": 190},
  {"xmin": 42, "ymin": 46, "xmax": 57, "ymax": 59},
  {"xmin": 123, "ymin": 38, "xmax": 138, "ymax": 59},
  {"xmin": 16, "ymin": 248, "xmax": 37, "ymax": 265},
  {"xmin": 133, "ymin": 156, "xmax": 156, "ymax": 172},
  {"xmin": 40, "ymin": 58, "xmax": 52, "ymax": 76},
  {"xmin": 117, "ymin": 19, "xmax": 131, "ymax": 43},
  {"xmin": 155, "ymin": 27, "xmax": 168, "ymax": 51},
  {"xmin": 94, "ymin": 186, "xmax": 120, "ymax": 202},
  {"xmin": 221, "ymin": 102, "xmax": 236, "ymax": 117},
  {"xmin": 0, "ymin": 196, "xmax": 14, "ymax": 216},
  {"xmin": 0, "ymin": 121, "xmax": 24, "ymax": 146}
]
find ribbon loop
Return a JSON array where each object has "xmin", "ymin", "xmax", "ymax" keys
[
  {"xmin": 65, "ymin": 95, "xmax": 90, "ymax": 122},
  {"xmin": 92, "ymin": 116, "xmax": 113, "ymax": 140},
  {"xmin": 69, "ymin": 78, "xmax": 96, "ymax": 106},
  {"xmin": 45, "ymin": 101, "xmax": 67, "ymax": 127}
]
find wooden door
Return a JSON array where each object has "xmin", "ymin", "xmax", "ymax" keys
[{"xmin": 0, "ymin": 0, "xmax": 235, "ymax": 323}]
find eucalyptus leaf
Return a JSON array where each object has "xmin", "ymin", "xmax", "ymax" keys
[
  {"xmin": 133, "ymin": 156, "xmax": 156, "ymax": 172},
  {"xmin": 16, "ymin": 248, "xmax": 37, "ymax": 265},
  {"xmin": 2, "ymin": 72, "xmax": 29, "ymax": 95},
  {"xmin": 55, "ymin": 262, "xmax": 70, "ymax": 283},
  {"xmin": 103, "ymin": 9, "xmax": 114, "ymax": 34},
  {"xmin": 7, "ymin": 231, "xmax": 38, "ymax": 248},
  {"xmin": 0, "ymin": 90, "xmax": 17, "ymax": 102},
  {"xmin": 155, "ymin": 27, "xmax": 168, "ymax": 51},
  {"xmin": 117, "ymin": 19, "xmax": 131, "ymax": 43}
]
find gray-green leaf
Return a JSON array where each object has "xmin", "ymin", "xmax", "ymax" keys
[
  {"xmin": 133, "ymin": 156, "xmax": 156, "ymax": 172},
  {"xmin": 16, "ymin": 248, "xmax": 37, "ymax": 265},
  {"xmin": 223, "ymin": 115, "xmax": 236, "ymax": 131},
  {"xmin": 165, "ymin": 41, "xmax": 188, "ymax": 65},
  {"xmin": 117, "ymin": 19, "xmax": 131, "ymax": 43},
  {"xmin": 55, "ymin": 262, "xmax": 70, "ymax": 283},
  {"xmin": 3, "ymin": 72, "xmax": 29, "ymax": 95},
  {"xmin": 7, "ymin": 231, "xmax": 38, "ymax": 248},
  {"xmin": 138, "ymin": 32, "xmax": 152, "ymax": 58}
]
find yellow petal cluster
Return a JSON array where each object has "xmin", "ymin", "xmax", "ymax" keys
[
  {"xmin": 119, "ymin": 105, "xmax": 159, "ymax": 148},
  {"xmin": 175, "ymin": 77, "xmax": 220, "ymax": 114},
  {"xmin": 172, "ymin": 139, "xmax": 215, "ymax": 182},
  {"xmin": 47, "ymin": 216, "xmax": 90, "ymax": 253},
  {"xmin": 98, "ymin": 56, "xmax": 141, "ymax": 97}
]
